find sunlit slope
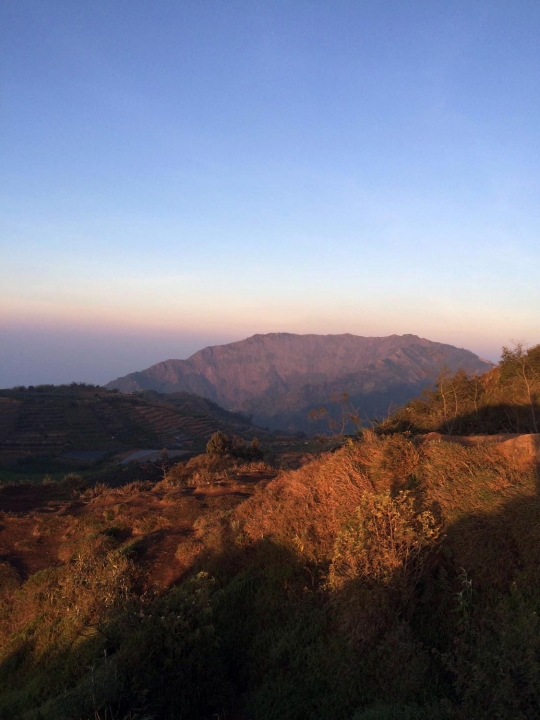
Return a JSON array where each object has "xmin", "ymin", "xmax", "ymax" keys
[
  {"xmin": 380, "ymin": 343, "xmax": 540, "ymax": 435},
  {"xmin": 1, "ymin": 429, "xmax": 539, "ymax": 718}
]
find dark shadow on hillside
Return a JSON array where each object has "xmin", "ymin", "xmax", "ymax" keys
[
  {"xmin": 422, "ymin": 455, "xmax": 540, "ymax": 719},
  {"xmin": 381, "ymin": 403, "xmax": 540, "ymax": 437},
  {"xmin": 0, "ymin": 482, "xmax": 72, "ymax": 513},
  {"xmin": 438, "ymin": 403, "xmax": 540, "ymax": 435}
]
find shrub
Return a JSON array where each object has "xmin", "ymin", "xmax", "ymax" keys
[
  {"xmin": 328, "ymin": 490, "xmax": 441, "ymax": 644},
  {"xmin": 206, "ymin": 431, "xmax": 265, "ymax": 461},
  {"xmin": 328, "ymin": 490, "xmax": 441, "ymax": 590},
  {"xmin": 206, "ymin": 430, "xmax": 233, "ymax": 457}
]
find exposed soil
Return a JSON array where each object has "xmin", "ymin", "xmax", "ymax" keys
[{"xmin": 0, "ymin": 469, "xmax": 278, "ymax": 590}]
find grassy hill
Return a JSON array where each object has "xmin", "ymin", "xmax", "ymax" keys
[
  {"xmin": 378, "ymin": 343, "xmax": 540, "ymax": 436},
  {"xmin": 1, "ymin": 423, "xmax": 540, "ymax": 718},
  {"xmin": 0, "ymin": 384, "xmax": 271, "ymax": 478}
]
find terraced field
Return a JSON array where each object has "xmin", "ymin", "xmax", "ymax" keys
[{"xmin": 0, "ymin": 385, "xmax": 269, "ymax": 470}]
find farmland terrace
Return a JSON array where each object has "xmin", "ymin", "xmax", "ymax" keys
[{"xmin": 0, "ymin": 385, "xmax": 271, "ymax": 472}]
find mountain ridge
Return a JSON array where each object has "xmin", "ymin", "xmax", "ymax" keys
[{"xmin": 106, "ymin": 333, "xmax": 494, "ymax": 431}]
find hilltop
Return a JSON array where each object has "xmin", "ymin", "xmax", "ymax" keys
[
  {"xmin": 107, "ymin": 333, "xmax": 493, "ymax": 431},
  {"xmin": 379, "ymin": 342, "xmax": 540, "ymax": 436}
]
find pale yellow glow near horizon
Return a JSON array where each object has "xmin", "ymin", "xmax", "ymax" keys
[
  {"xmin": 2, "ymin": 251, "xmax": 538, "ymax": 363},
  {"xmin": 3, "ymin": 292, "xmax": 536, "ymax": 363}
]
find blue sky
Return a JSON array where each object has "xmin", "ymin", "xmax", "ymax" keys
[{"xmin": 1, "ymin": 1, "xmax": 539, "ymax": 386}]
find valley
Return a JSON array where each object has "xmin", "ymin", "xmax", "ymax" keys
[{"xmin": 0, "ymin": 384, "xmax": 279, "ymax": 482}]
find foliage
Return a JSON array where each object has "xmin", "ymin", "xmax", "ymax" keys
[
  {"xmin": 378, "ymin": 343, "xmax": 540, "ymax": 435},
  {"xmin": 206, "ymin": 429, "xmax": 233, "ymax": 457},
  {"xmin": 328, "ymin": 490, "xmax": 440, "ymax": 588},
  {"xmin": 206, "ymin": 430, "xmax": 264, "ymax": 461},
  {"xmin": 2, "ymin": 431, "xmax": 540, "ymax": 718}
]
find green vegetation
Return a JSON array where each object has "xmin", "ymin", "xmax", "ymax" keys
[{"xmin": 206, "ymin": 430, "xmax": 264, "ymax": 460}]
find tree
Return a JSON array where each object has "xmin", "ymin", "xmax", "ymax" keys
[
  {"xmin": 500, "ymin": 343, "xmax": 540, "ymax": 433},
  {"xmin": 247, "ymin": 437, "xmax": 263, "ymax": 460},
  {"xmin": 206, "ymin": 431, "xmax": 232, "ymax": 457},
  {"xmin": 308, "ymin": 394, "xmax": 364, "ymax": 437}
]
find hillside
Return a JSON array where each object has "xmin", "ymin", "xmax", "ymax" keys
[
  {"xmin": 379, "ymin": 342, "xmax": 540, "ymax": 435},
  {"xmin": 107, "ymin": 333, "xmax": 493, "ymax": 431},
  {"xmin": 1, "ymin": 429, "xmax": 539, "ymax": 719},
  {"xmin": 0, "ymin": 384, "xmax": 268, "ymax": 474}
]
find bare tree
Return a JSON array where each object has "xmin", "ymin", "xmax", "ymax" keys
[{"xmin": 501, "ymin": 342, "xmax": 540, "ymax": 433}]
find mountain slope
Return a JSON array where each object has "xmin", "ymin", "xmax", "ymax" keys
[
  {"xmin": 379, "ymin": 342, "xmax": 540, "ymax": 435},
  {"xmin": 107, "ymin": 333, "xmax": 493, "ymax": 431},
  {"xmin": 1, "ymin": 431, "xmax": 539, "ymax": 718}
]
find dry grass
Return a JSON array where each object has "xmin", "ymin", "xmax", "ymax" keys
[
  {"xmin": 234, "ymin": 431, "xmax": 538, "ymax": 572},
  {"xmin": 156, "ymin": 454, "xmax": 275, "ymax": 490},
  {"xmin": 1, "ymin": 431, "xmax": 539, "ymax": 719},
  {"xmin": 419, "ymin": 439, "xmax": 534, "ymax": 522},
  {"xmin": 235, "ymin": 433, "xmax": 421, "ymax": 561}
]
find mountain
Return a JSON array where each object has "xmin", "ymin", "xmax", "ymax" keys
[{"xmin": 106, "ymin": 333, "xmax": 494, "ymax": 432}]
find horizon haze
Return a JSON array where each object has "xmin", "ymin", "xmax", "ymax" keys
[
  {"xmin": 1, "ymin": 328, "xmax": 499, "ymax": 389},
  {"xmin": 2, "ymin": 1, "xmax": 539, "ymax": 386}
]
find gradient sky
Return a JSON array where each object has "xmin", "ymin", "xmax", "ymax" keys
[{"xmin": 2, "ymin": 1, "xmax": 540, "ymax": 387}]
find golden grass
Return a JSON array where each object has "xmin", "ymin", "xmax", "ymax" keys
[
  {"xmin": 234, "ymin": 432, "xmax": 538, "ymax": 574},
  {"xmin": 156, "ymin": 455, "xmax": 276, "ymax": 490},
  {"xmin": 1, "ymin": 431, "xmax": 539, "ymax": 718}
]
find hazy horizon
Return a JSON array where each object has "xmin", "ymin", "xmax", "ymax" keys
[
  {"xmin": 0, "ymin": 326, "xmax": 502, "ymax": 389},
  {"xmin": 2, "ymin": 1, "xmax": 539, "ymax": 387}
]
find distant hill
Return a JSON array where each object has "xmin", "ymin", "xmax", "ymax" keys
[
  {"xmin": 0, "ymin": 384, "xmax": 265, "ymax": 469},
  {"xmin": 106, "ymin": 333, "xmax": 494, "ymax": 432}
]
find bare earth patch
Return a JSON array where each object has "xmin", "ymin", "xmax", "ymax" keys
[{"xmin": 0, "ymin": 466, "xmax": 278, "ymax": 590}]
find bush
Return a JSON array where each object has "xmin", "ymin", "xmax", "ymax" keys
[
  {"xmin": 207, "ymin": 431, "xmax": 264, "ymax": 461},
  {"xmin": 206, "ymin": 430, "xmax": 233, "ymax": 457},
  {"xmin": 328, "ymin": 490, "xmax": 440, "ymax": 591}
]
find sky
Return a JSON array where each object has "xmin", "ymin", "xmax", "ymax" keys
[{"xmin": 1, "ymin": 0, "xmax": 540, "ymax": 387}]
